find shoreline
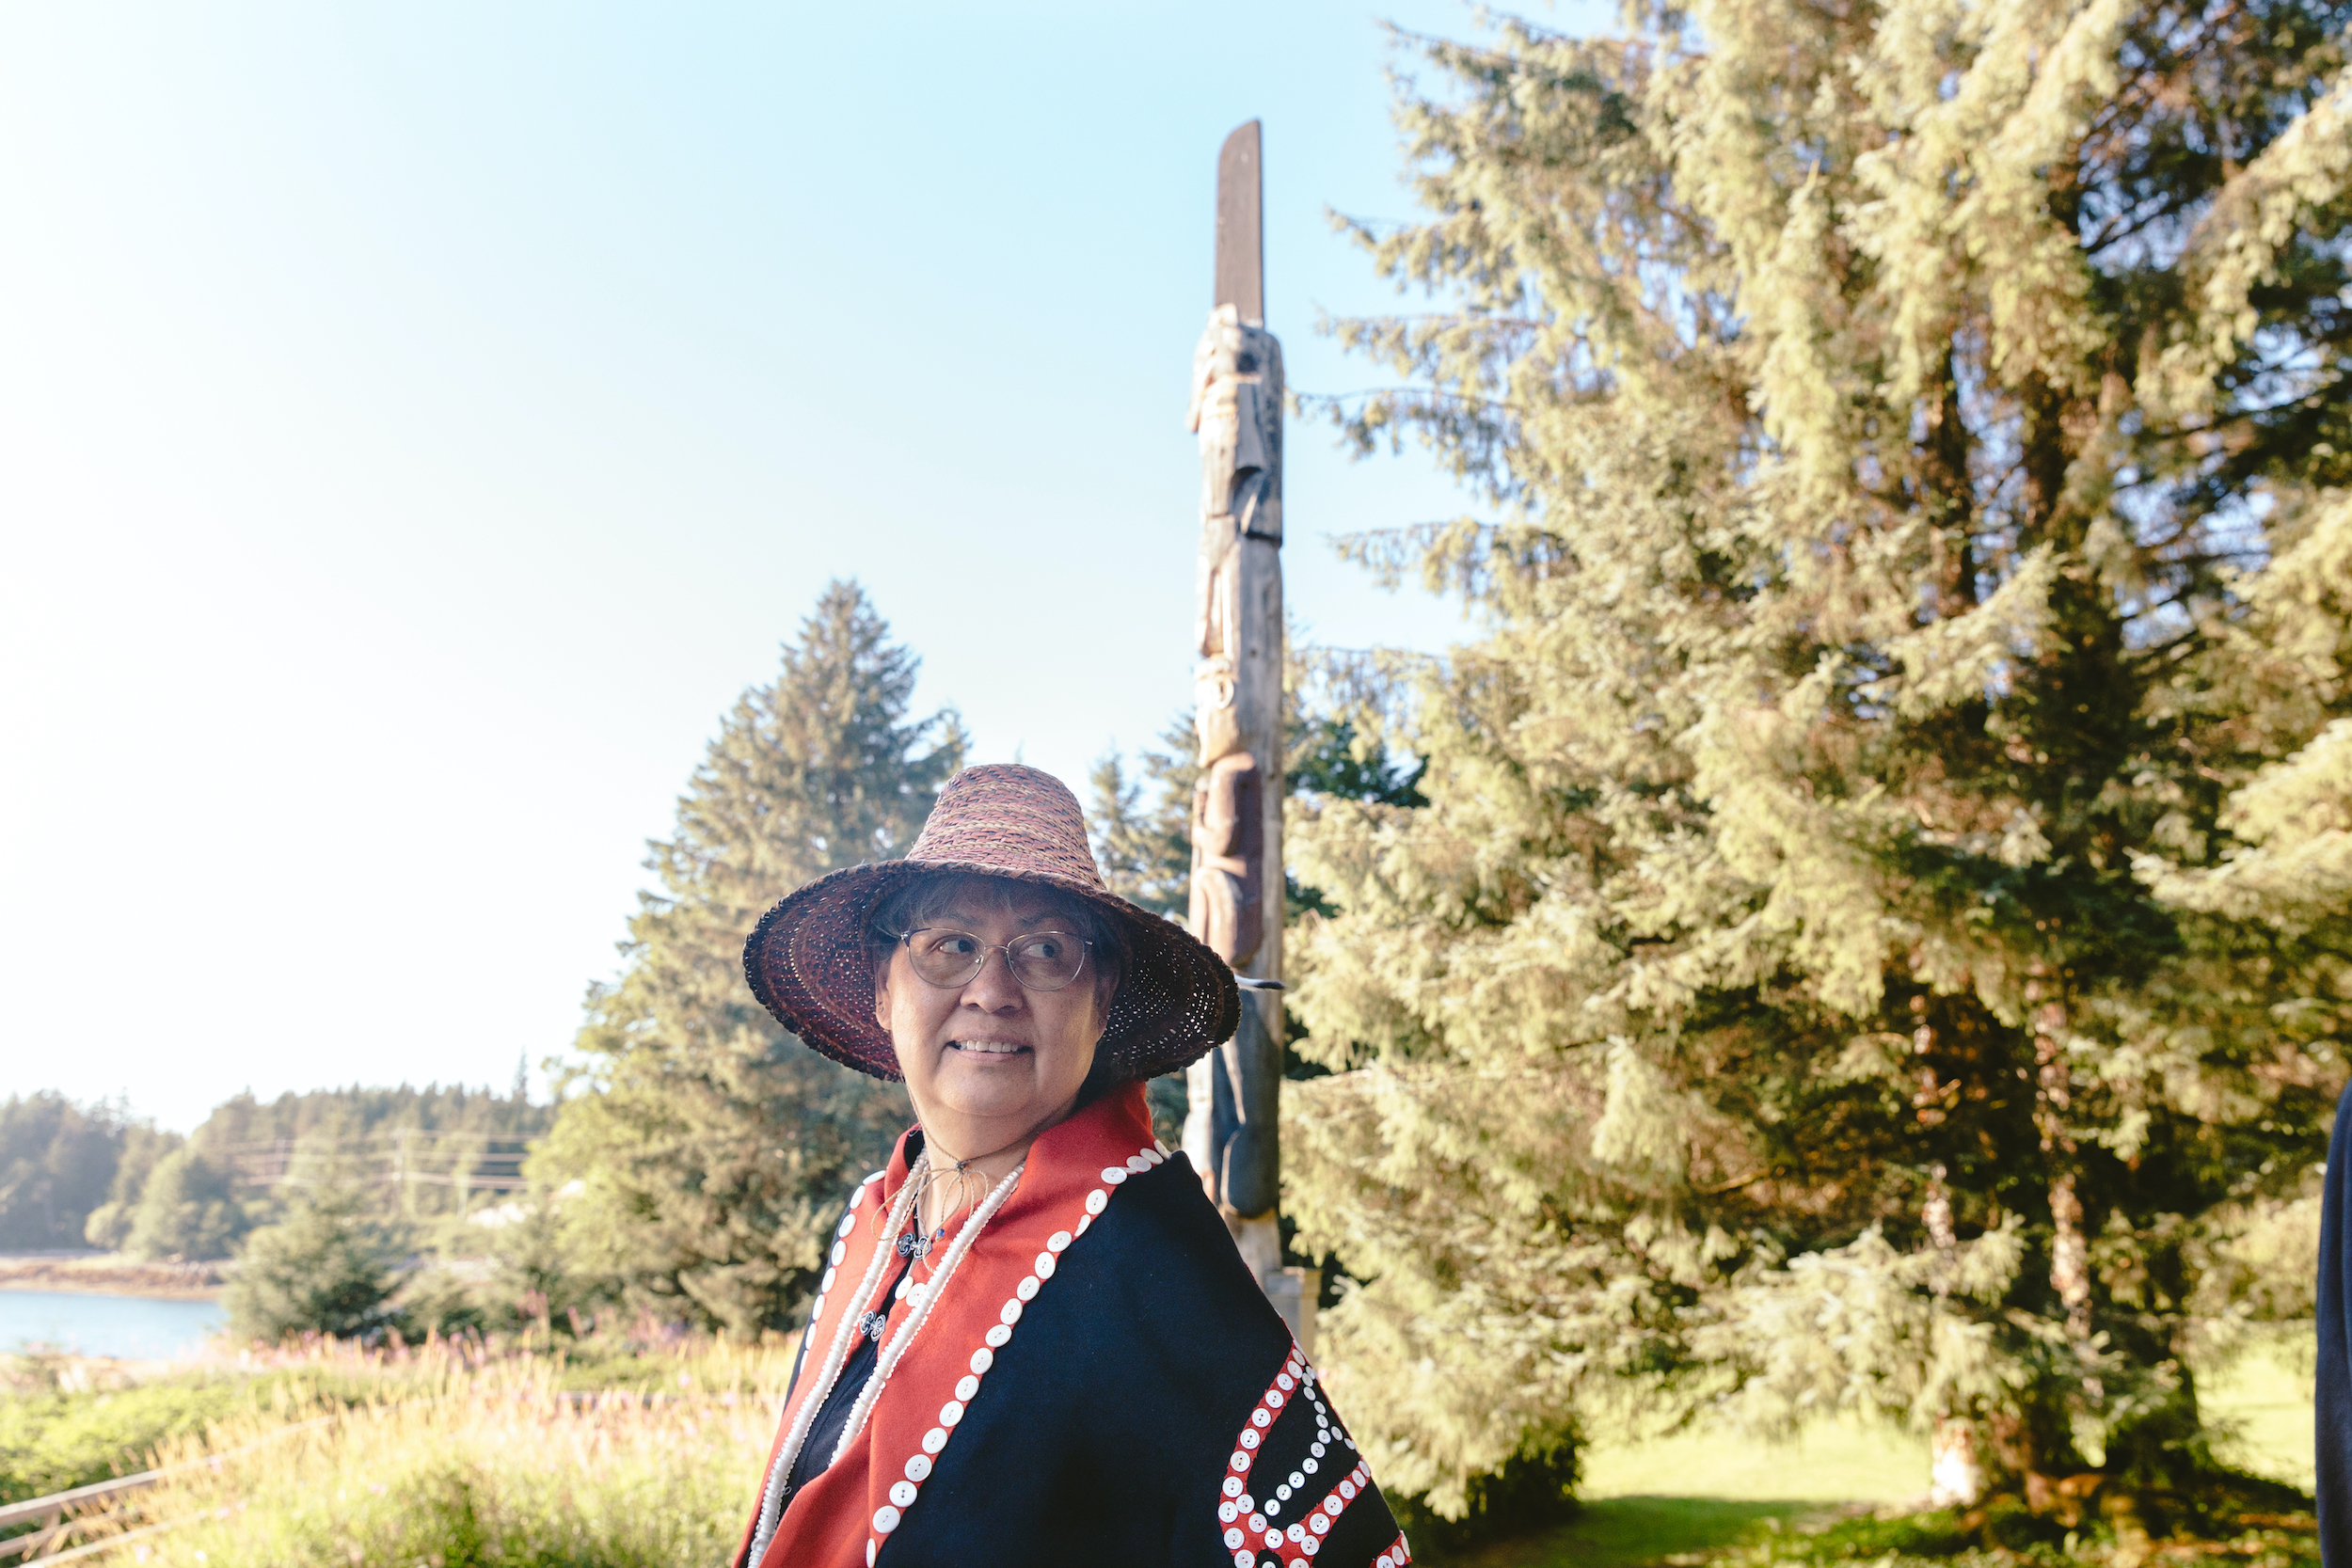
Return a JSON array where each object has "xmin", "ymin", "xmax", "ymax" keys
[{"xmin": 0, "ymin": 1254, "xmax": 227, "ymax": 1302}]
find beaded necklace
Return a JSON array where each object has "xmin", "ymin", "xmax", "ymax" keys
[{"xmin": 745, "ymin": 1152, "xmax": 1024, "ymax": 1562}]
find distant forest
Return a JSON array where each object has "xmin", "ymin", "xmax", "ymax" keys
[{"xmin": 0, "ymin": 1079, "xmax": 553, "ymax": 1261}]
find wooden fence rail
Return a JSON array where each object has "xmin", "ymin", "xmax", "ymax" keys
[
  {"xmin": 0, "ymin": 1472, "xmax": 161, "ymax": 1561},
  {"xmin": 0, "ymin": 1413, "xmax": 350, "ymax": 1562}
]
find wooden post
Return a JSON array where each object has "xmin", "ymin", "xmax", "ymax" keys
[{"xmin": 1183, "ymin": 120, "xmax": 1310, "ymax": 1347}]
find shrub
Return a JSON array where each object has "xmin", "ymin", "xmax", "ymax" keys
[
  {"xmin": 122, "ymin": 1149, "xmax": 246, "ymax": 1261},
  {"xmin": 227, "ymin": 1186, "xmax": 401, "ymax": 1342}
]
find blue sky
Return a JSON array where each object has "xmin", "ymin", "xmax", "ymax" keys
[{"xmin": 0, "ymin": 2, "xmax": 1597, "ymax": 1129}]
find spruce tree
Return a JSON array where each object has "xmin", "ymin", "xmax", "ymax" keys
[
  {"xmin": 1089, "ymin": 715, "xmax": 1200, "ymax": 919},
  {"xmin": 226, "ymin": 1182, "xmax": 401, "ymax": 1343},
  {"xmin": 539, "ymin": 581, "xmax": 964, "ymax": 1335},
  {"xmin": 1283, "ymin": 3, "xmax": 2352, "ymax": 1515}
]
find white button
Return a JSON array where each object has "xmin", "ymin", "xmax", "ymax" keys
[
  {"xmin": 1126, "ymin": 1154, "xmax": 1151, "ymax": 1173},
  {"xmin": 888, "ymin": 1481, "xmax": 916, "ymax": 1508},
  {"xmin": 1338, "ymin": 1480, "xmax": 1356, "ymax": 1500},
  {"xmin": 1324, "ymin": 1496, "xmax": 1343, "ymax": 1516},
  {"xmin": 811, "ymin": 1295, "xmax": 826, "ymax": 1318},
  {"xmin": 999, "ymin": 1299, "xmax": 1023, "ymax": 1324},
  {"xmin": 1220, "ymin": 1501, "xmax": 1238, "ymax": 1523},
  {"xmin": 1378, "ymin": 1557, "xmax": 1394, "ymax": 1568},
  {"xmin": 1303, "ymin": 1457, "xmax": 1319, "ymax": 1474},
  {"xmin": 1085, "ymin": 1189, "xmax": 1108, "ymax": 1214},
  {"xmin": 1266, "ymin": 1529, "xmax": 1284, "ymax": 1547},
  {"xmin": 830, "ymin": 1241, "xmax": 847, "ymax": 1266},
  {"xmin": 940, "ymin": 1400, "xmax": 965, "ymax": 1425},
  {"xmin": 1015, "ymin": 1275, "xmax": 1040, "ymax": 1302},
  {"xmin": 1276, "ymin": 1373, "xmax": 1295, "ymax": 1391},
  {"xmin": 820, "ymin": 1267, "xmax": 836, "ymax": 1292},
  {"xmin": 836, "ymin": 1212, "xmax": 857, "ymax": 1238},
  {"xmin": 896, "ymin": 1276, "xmax": 910, "ymax": 1300},
  {"xmin": 1311, "ymin": 1441, "xmax": 1326, "ymax": 1457},
  {"xmin": 1275, "ymin": 1483, "xmax": 1292, "ymax": 1499},
  {"xmin": 1225, "ymin": 1528, "xmax": 1246, "ymax": 1549},
  {"xmin": 1248, "ymin": 1513, "xmax": 1266, "ymax": 1532},
  {"xmin": 1287, "ymin": 1523, "xmax": 1307, "ymax": 1542},
  {"xmin": 866, "ymin": 1169, "xmax": 884, "ymax": 1185},
  {"xmin": 969, "ymin": 1347, "xmax": 993, "ymax": 1373},
  {"xmin": 872, "ymin": 1505, "xmax": 900, "ymax": 1532},
  {"xmin": 921, "ymin": 1428, "xmax": 947, "ymax": 1453},
  {"xmin": 1250, "ymin": 1408, "xmax": 1271, "ymax": 1429},
  {"xmin": 1237, "ymin": 1495, "xmax": 1254, "ymax": 1513},
  {"xmin": 1075, "ymin": 1213, "xmax": 1093, "ymax": 1235},
  {"xmin": 867, "ymin": 1542, "xmax": 877, "ymax": 1567},
  {"xmin": 1312, "ymin": 1512, "xmax": 1332, "ymax": 1534},
  {"xmin": 1033, "ymin": 1252, "xmax": 1057, "ymax": 1277},
  {"xmin": 1303, "ymin": 1540, "xmax": 1321, "ymax": 1557},
  {"xmin": 1240, "ymin": 1429, "xmax": 1260, "ymax": 1449},
  {"xmin": 1047, "ymin": 1229, "xmax": 1073, "ymax": 1252},
  {"xmin": 955, "ymin": 1375, "xmax": 978, "ymax": 1400},
  {"xmin": 1101, "ymin": 1166, "xmax": 1127, "ymax": 1184},
  {"xmin": 904, "ymin": 1454, "xmax": 931, "ymax": 1481},
  {"xmin": 1229, "ymin": 1450, "xmax": 1248, "ymax": 1469},
  {"xmin": 1266, "ymin": 1389, "xmax": 1285, "ymax": 1408},
  {"xmin": 984, "ymin": 1324, "xmax": 1012, "ymax": 1348},
  {"xmin": 1235, "ymin": 1555, "xmax": 1255, "ymax": 1568},
  {"xmin": 1222, "ymin": 1476, "xmax": 1244, "ymax": 1498}
]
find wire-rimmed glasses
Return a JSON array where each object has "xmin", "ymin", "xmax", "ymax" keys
[{"xmin": 898, "ymin": 927, "xmax": 1091, "ymax": 991}]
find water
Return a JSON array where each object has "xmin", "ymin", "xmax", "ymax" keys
[{"xmin": 0, "ymin": 1291, "xmax": 224, "ymax": 1360}]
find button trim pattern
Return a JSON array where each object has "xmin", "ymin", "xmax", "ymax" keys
[{"xmin": 1216, "ymin": 1345, "xmax": 1403, "ymax": 1566}]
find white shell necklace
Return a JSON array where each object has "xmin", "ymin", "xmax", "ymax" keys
[{"xmin": 746, "ymin": 1152, "xmax": 1024, "ymax": 1562}]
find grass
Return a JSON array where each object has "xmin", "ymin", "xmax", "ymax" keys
[
  {"xmin": 124, "ymin": 1348, "xmax": 796, "ymax": 1568},
  {"xmin": 1448, "ymin": 1328, "xmax": 2317, "ymax": 1568},
  {"xmin": 0, "ymin": 1335, "xmax": 800, "ymax": 1566}
]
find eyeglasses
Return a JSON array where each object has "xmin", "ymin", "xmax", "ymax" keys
[{"xmin": 899, "ymin": 927, "xmax": 1091, "ymax": 991}]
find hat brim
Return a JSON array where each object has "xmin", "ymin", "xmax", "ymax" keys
[{"xmin": 742, "ymin": 860, "xmax": 1242, "ymax": 1083}]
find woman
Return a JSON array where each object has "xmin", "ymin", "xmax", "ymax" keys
[{"xmin": 733, "ymin": 764, "xmax": 1409, "ymax": 1568}]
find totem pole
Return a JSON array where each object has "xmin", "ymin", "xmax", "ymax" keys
[{"xmin": 1181, "ymin": 121, "xmax": 1311, "ymax": 1345}]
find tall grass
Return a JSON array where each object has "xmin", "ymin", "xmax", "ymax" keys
[{"xmin": 59, "ymin": 1339, "xmax": 797, "ymax": 1568}]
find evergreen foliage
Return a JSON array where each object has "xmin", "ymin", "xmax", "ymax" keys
[
  {"xmin": 225, "ymin": 1183, "xmax": 403, "ymax": 1342},
  {"xmin": 82, "ymin": 1122, "xmax": 184, "ymax": 1251},
  {"xmin": 1089, "ymin": 713, "xmax": 1200, "ymax": 919},
  {"xmin": 121, "ymin": 1148, "xmax": 247, "ymax": 1262},
  {"xmin": 86, "ymin": 1084, "xmax": 556, "ymax": 1261},
  {"xmin": 1285, "ymin": 1, "xmax": 2352, "ymax": 1514},
  {"xmin": 0, "ymin": 1094, "xmax": 145, "ymax": 1250},
  {"xmin": 538, "ymin": 580, "xmax": 964, "ymax": 1336}
]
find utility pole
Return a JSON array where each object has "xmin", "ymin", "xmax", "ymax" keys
[{"xmin": 1182, "ymin": 120, "xmax": 1311, "ymax": 1348}]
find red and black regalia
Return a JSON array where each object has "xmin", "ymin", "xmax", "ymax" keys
[
  {"xmin": 734, "ymin": 764, "xmax": 1412, "ymax": 1568},
  {"xmin": 730, "ymin": 1082, "xmax": 1408, "ymax": 1568}
]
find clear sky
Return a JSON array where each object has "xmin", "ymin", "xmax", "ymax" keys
[{"xmin": 0, "ymin": 2, "xmax": 1595, "ymax": 1130}]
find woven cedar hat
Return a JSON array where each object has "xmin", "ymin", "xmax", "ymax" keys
[{"xmin": 743, "ymin": 764, "xmax": 1240, "ymax": 1083}]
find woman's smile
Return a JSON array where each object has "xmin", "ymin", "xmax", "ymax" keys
[{"xmin": 944, "ymin": 1038, "xmax": 1030, "ymax": 1059}]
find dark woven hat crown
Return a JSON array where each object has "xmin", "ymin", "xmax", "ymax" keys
[{"xmin": 742, "ymin": 764, "xmax": 1239, "ymax": 1083}]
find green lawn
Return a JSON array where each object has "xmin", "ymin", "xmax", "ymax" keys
[{"xmin": 1455, "ymin": 1330, "xmax": 2316, "ymax": 1568}]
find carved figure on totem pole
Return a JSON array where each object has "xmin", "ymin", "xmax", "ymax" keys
[{"xmin": 1181, "ymin": 295, "xmax": 1285, "ymax": 1276}]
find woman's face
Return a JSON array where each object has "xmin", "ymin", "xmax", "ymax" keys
[{"xmin": 872, "ymin": 878, "xmax": 1113, "ymax": 1160}]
